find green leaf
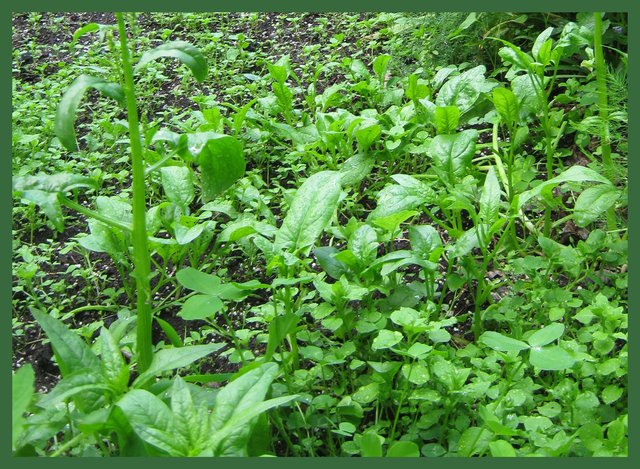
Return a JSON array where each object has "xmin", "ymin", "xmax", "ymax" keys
[
  {"xmin": 38, "ymin": 370, "xmax": 109, "ymax": 408},
  {"xmin": 529, "ymin": 346, "xmax": 575, "ymax": 370},
  {"xmin": 371, "ymin": 210, "xmax": 418, "ymax": 233},
  {"xmin": 387, "ymin": 440, "xmax": 420, "ymax": 457},
  {"xmin": 178, "ymin": 294, "xmax": 224, "ymax": 320},
  {"xmin": 517, "ymin": 166, "xmax": 612, "ymax": 209},
  {"xmin": 210, "ymin": 363, "xmax": 283, "ymax": 456},
  {"xmin": 436, "ymin": 65, "xmax": 487, "ymax": 113},
  {"xmin": 176, "ymin": 267, "xmax": 221, "ymax": 295},
  {"xmin": 349, "ymin": 224, "xmax": 378, "ymax": 265},
  {"xmin": 479, "ymin": 166, "xmax": 501, "ymax": 225},
  {"xmin": 13, "ymin": 172, "xmax": 97, "ymax": 193},
  {"xmin": 369, "ymin": 175, "xmax": 434, "ymax": 220},
  {"xmin": 160, "ymin": 166, "xmax": 195, "ymax": 207},
  {"xmin": 372, "ymin": 54, "xmax": 392, "ymax": 82},
  {"xmin": 402, "ymin": 362, "xmax": 430, "ymax": 385},
  {"xmin": 360, "ymin": 433, "xmax": 383, "ymax": 457},
  {"xmin": 479, "ymin": 331, "xmax": 529, "ymax": 352},
  {"xmin": 457, "ymin": 427, "xmax": 493, "ymax": 457},
  {"xmin": 264, "ymin": 312, "xmax": 299, "ymax": 362},
  {"xmin": 573, "ymin": 185, "xmax": 619, "ymax": 227},
  {"xmin": 171, "ymin": 377, "xmax": 208, "ymax": 453},
  {"xmin": 428, "ymin": 129, "xmax": 478, "ymax": 183},
  {"xmin": 435, "ymin": 106, "xmax": 461, "ymax": 134},
  {"xmin": 532, "ymin": 27, "xmax": 555, "ymax": 61},
  {"xmin": 354, "ymin": 123, "xmax": 382, "ymax": 151},
  {"xmin": 15, "ymin": 190, "xmax": 64, "ymax": 232},
  {"xmin": 352, "ymin": 382, "xmax": 380, "ymax": 404},
  {"xmin": 492, "ymin": 87, "xmax": 520, "ymax": 125},
  {"xmin": 12, "ymin": 365, "xmax": 35, "ymax": 450},
  {"xmin": 55, "ymin": 75, "xmax": 125, "ymax": 151},
  {"xmin": 99, "ymin": 327, "xmax": 129, "ymax": 393},
  {"xmin": 498, "ymin": 44, "xmax": 534, "ymax": 71},
  {"xmin": 135, "ymin": 40, "xmax": 208, "ymax": 82},
  {"xmin": 117, "ymin": 389, "xmax": 188, "ymax": 456},
  {"xmin": 195, "ymin": 134, "xmax": 245, "ymax": 201},
  {"xmin": 155, "ymin": 317, "xmax": 184, "ymax": 348},
  {"xmin": 372, "ymin": 329, "xmax": 403, "ymax": 351},
  {"xmin": 30, "ymin": 309, "xmax": 100, "ymax": 377},
  {"xmin": 527, "ymin": 323, "xmax": 564, "ymax": 347},
  {"xmin": 339, "ymin": 153, "xmax": 375, "ymax": 187},
  {"xmin": 313, "ymin": 246, "xmax": 349, "ymax": 280},
  {"xmin": 489, "ymin": 440, "xmax": 517, "ymax": 457},
  {"xmin": 274, "ymin": 171, "xmax": 342, "ymax": 254},
  {"xmin": 409, "ymin": 225, "xmax": 442, "ymax": 259},
  {"xmin": 133, "ymin": 343, "xmax": 224, "ymax": 387}
]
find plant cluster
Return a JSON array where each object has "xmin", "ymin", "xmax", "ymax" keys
[{"xmin": 12, "ymin": 12, "xmax": 627, "ymax": 457}]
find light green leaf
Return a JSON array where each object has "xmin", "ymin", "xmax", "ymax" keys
[
  {"xmin": 176, "ymin": 267, "xmax": 221, "ymax": 295},
  {"xmin": 492, "ymin": 87, "xmax": 520, "ymax": 125},
  {"xmin": 428, "ymin": 129, "xmax": 478, "ymax": 183},
  {"xmin": 352, "ymin": 382, "xmax": 380, "ymax": 404},
  {"xmin": 372, "ymin": 329, "xmax": 403, "ymax": 351},
  {"xmin": 409, "ymin": 225, "xmax": 442, "ymax": 259},
  {"xmin": 134, "ymin": 343, "xmax": 224, "ymax": 387},
  {"xmin": 371, "ymin": 210, "xmax": 418, "ymax": 233},
  {"xmin": 349, "ymin": 224, "xmax": 378, "ymax": 266},
  {"xmin": 274, "ymin": 171, "xmax": 342, "ymax": 254},
  {"xmin": 479, "ymin": 331, "xmax": 529, "ymax": 352},
  {"xmin": 369, "ymin": 175, "xmax": 434, "ymax": 220},
  {"xmin": 489, "ymin": 440, "xmax": 517, "ymax": 457},
  {"xmin": 532, "ymin": 27, "xmax": 555, "ymax": 61},
  {"xmin": 178, "ymin": 294, "xmax": 224, "ymax": 320},
  {"xmin": 529, "ymin": 346, "xmax": 575, "ymax": 370},
  {"xmin": 457, "ymin": 427, "xmax": 493, "ymax": 457},
  {"xmin": 355, "ymin": 123, "xmax": 381, "ymax": 151},
  {"xmin": 38, "ymin": 370, "xmax": 108, "ymax": 408},
  {"xmin": 195, "ymin": 134, "xmax": 245, "ymax": 201},
  {"xmin": 435, "ymin": 106, "xmax": 461, "ymax": 134},
  {"xmin": 436, "ymin": 65, "xmax": 487, "ymax": 113},
  {"xmin": 30, "ymin": 309, "xmax": 100, "ymax": 377},
  {"xmin": 402, "ymin": 362, "xmax": 430, "ymax": 385},
  {"xmin": 360, "ymin": 432, "xmax": 383, "ymax": 457},
  {"xmin": 12, "ymin": 365, "xmax": 35, "ymax": 450},
  {"xmin": 136, "ymin": 41, "xmax": 207, "ymax": 82},
  {"xmin": 527, "ymin": 323, "xmax": 565, "ymax": 347},
  {"xmin": 339, "ymin": 153, "xmax": 375, "ymax": 187},
  {"xmin": 99, "ymin": 327, "xmax": 128, "ymax": 393},
  {"xmin": 517, "ymin": 166, "xmax": 612, "ymax": 210},
  {"xmin": 387, "ymin": 440, "xmax": 420, "ymax": 457},
  {"xmin": 479, "ymin": 166, "xmax": 501, "ymax": 225},
  {"xmin": 117, "ymin": 389, "xmax": 188, "ymax": 456},
  {"xmin": 573, "ymin": 185, "xmax": 619, "ymax": 227},
  {"xmin": 55, "ymin": 75, "xmax": 125, "ymax": 151},
  {"xmin": 161, "ymin": 166, "xmax": 195, "ymax": 207}
]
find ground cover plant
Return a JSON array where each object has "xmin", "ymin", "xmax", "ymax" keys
[{"xmin": 12, "ymin": 12, "xmax": 627, "ymax": 457}]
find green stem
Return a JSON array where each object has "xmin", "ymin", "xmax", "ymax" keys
[
  {"xmin": 117, "ymin": 13, "xmax": 153, "ymax": 373},
  {"xmin": 60, "ymin": 197, "xmax": 132, "ymax": 232}
]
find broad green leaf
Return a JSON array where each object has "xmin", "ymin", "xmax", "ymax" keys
[
  {"xmin": 349, "ymin": 224, "xmax": 378, "ymax": 265},
  {"xmin": 435, "ymin": 106, "xmax": 460, "ymax": 134},
  {"xmin": 448, "ymin": 12, "xmax": 478, "ymax": 39},
  {"xmin": 155, "ymin": 317, "xmax": 184, "ymax": 348},
  {"xmin": 511, "ymin": 74, "xmax": 541, "ymax": 118},
  {"xmin": 99, "ymin": 327, "xmax": 129, "ymax": 393},
  {"xmin": 457, "ymin": 427, "xmax": 493, "ymax": 457},
  {"xmin": 15, "ymin": 190, "xmax": 64, "ymax": 232},
  {"xmin": 406, "ymin": 74, "xmax": 430, "ymax": 101},
  {"xmin": 274, "ymin": 171, "xmax": 342, "ymax": 253},
  {"xmin": 96, "ymin": 196, "xmax": 132, "ymax": 224},
  {"xmin": 517, "ymin": 166, "xmax": 613, "ymax": 210},
  {"xmin": 313, "ymin": 246, "xmax": 349, "ymax": 280},
  {"xmin": 401, "ymin": 362, "xmax": 430, "ymax": 385},
  {"xmin": 479, "ymin": 331, "xmax": 529, "ymax": 352},
  {"xmin": 369, "ymin": 174, "xmax": 434, "ymax": 220},
  {"xmin": 492, "ymin": 87, "xmax": 520, "ymax": 125},
  {"xmin": 387, "ymin": 440, "xmax": 420, "ymax": 457},
  {"xmin": 135, "ymin": 41, "xmax": 207, "ymax": 82},
  {"xmin": 173, "ymin": 222, "xmax": 205, "ymax": 245},
  {"xmin": 210, "ymin": 363, "xmax": 281, "ymax": 456},
  {"xmin": 360, "ymin": 433, "xmax": 383, "ymax": 457},
  {"xmin": 372, "ymin": 329, "xmax": 403, "ymax": 351},
  {"xmin": 448, "ymin": 225, "xmax": 484, "ymax": 258},
  {"xmin": 30, "ymin": 309, "xmax": 100, "ymax": 377},
  {"xmin": 12, "ymin": 365, "xmax": 34, "ymax": 450},
  {"xmin": 355, "ymin": 123, "xmax": 381, "ymax": 151},
  {"xmin": 133, "ymin": 343, "xmax": 224, "ymax": 387},
  {"xmin": 78, "ymin": 219, "xmax": 126, "ymax": 263},
  {"xmin": 489, "ymin": 440, "xmax": 517, "ymax": 457},
  {"xmin": 532, "ymin": 27, "xmax": 555, "ymax": 61},
  {"xmin": 371, "ymin": 210, "xmax": 418, "ymax": 233},
  {"xmin": 436, "ymin": 65, "xmax": 487, "ymax": 113},
  {"xmin": 176, "ymin": 267, "xmax": 221, "ymax": 295},
  {"xmin": 55, "ymin": 75, "xmax": 125, "ymax": 151},
  {"xmin": 498, "ymin": 44, "xmax": 534, "ymax": 71},
  {"xmin": 264, "ymin": 312, "xmax": 299, "ymax": 362},
  {"xmin": 409, "ymin": 225, "xmax": 442, "ymax": 259},
  {"xmin": 160, "ymin": 166, "xmax": 195, "ymax": 207},
  {"xmin": 339, "ymin": 153, "xmax": 375, "ymax": 187},
  {"xmin": 372, "ymin": 54, "xmax": 392, "ymax": 82},
  {"xmin": 352, "ymin": 382, "xmax": 380, "ymax": 404},
  {"xmin": 178, "ymin": 294, "xmax": 224, "ymax": 320},
  {"xmin": 195, "ymin": 135, "xmax": 245, "ymax": 201},
  {"xmin": 527, "ymin": 323, "xmax": 565, "ymax": 347},
  {"xmin": 428, "ymin": 129, "xmax": 478, "ymax": 183},
  {"xmin": 171, "ymin": 377, "xmax": 209, "ymax": 453},
  {"xmin": 117, "ymin": 389, "xmax": 188, "ymax": 456},
  {"xmin": 479, "ymin": 166, "xmax": 501, "ymax": 225},
  {"xmin": 529, "ymin": 346, "xmax": 575, "ymax": 370},
  {"xmin": 573, "ymin": 185, "xmax": 619, "ymax": 227},
  {"xmin": 13, "ymin": 172, "xmax": 97, "ymax": 193},
  {"xmin": 38, "ymin": 370, "xmax": 108, "ymax": 408}
]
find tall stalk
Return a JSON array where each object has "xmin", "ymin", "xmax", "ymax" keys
[
  {"xmin": 593, "ymin": 12, "xmax": 618, "ymax": 231},
  {"xmin": 116, "ymin": 13, "xmax": 153, "ymax": 372}
]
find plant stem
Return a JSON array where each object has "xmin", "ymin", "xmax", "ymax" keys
[
  {"xmin": 60, "ymin": 196, "xmax": 132, "ymax": 232},
  {"xmin": 116, "ymin": 13, "xmax": 154, "ymax": 373}
]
